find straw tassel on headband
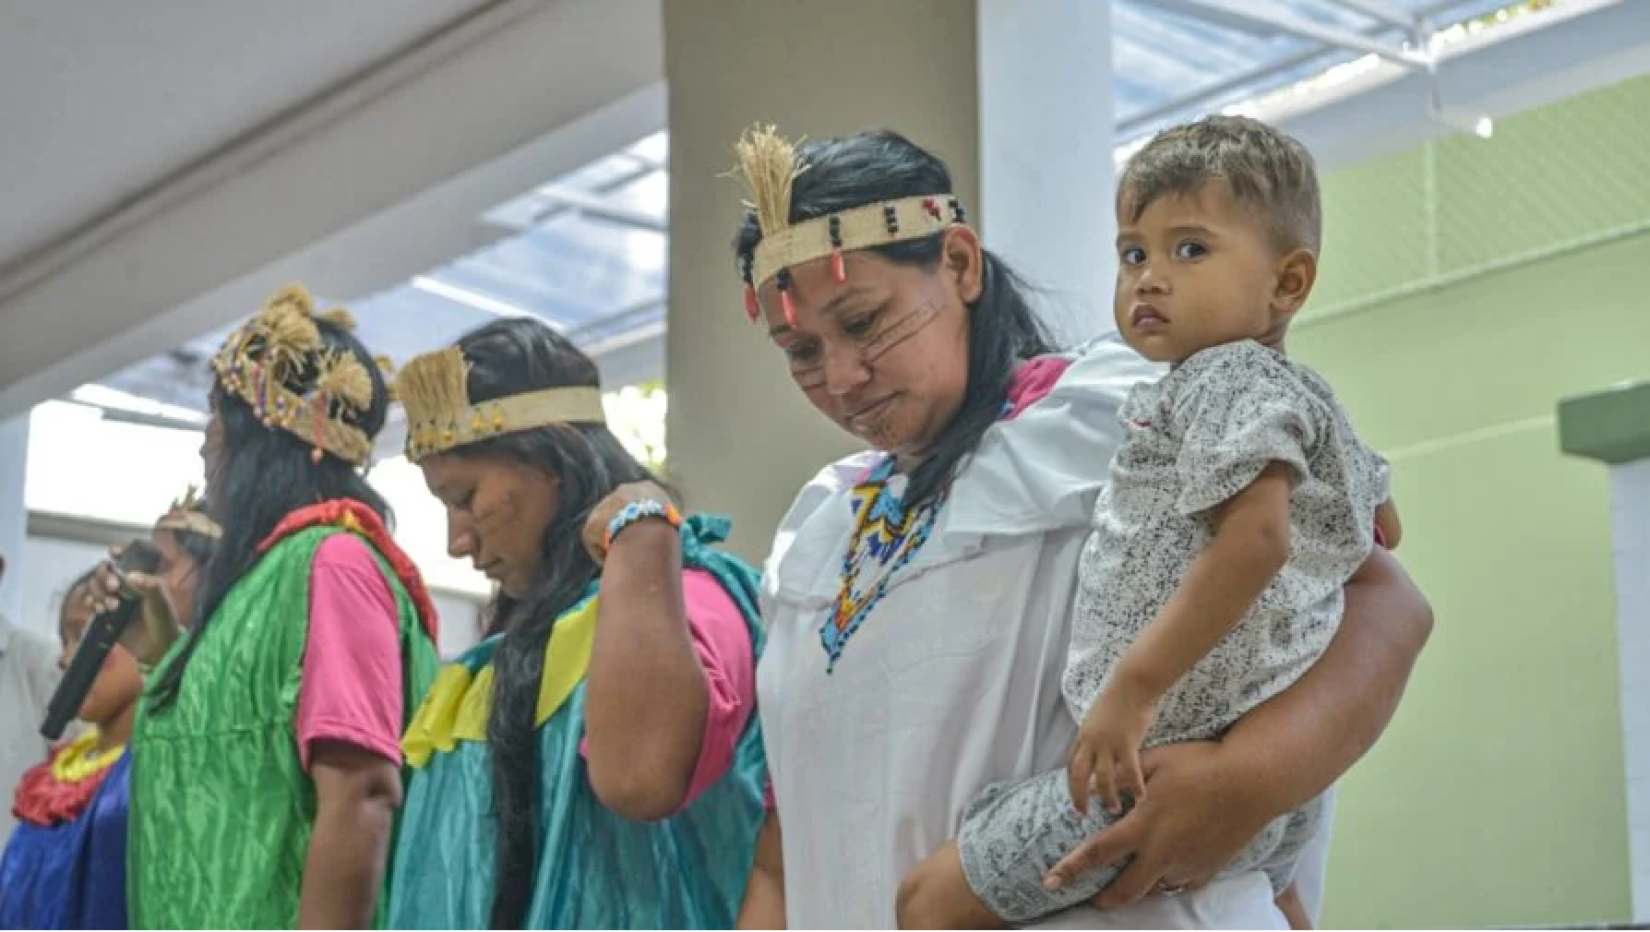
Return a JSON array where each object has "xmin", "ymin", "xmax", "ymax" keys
[
  {"xmin": 396, "ymin": 347, "xmax": 608, "ymax": 462},
  {"xmin": 733, "ymin": 125, "xmax": 802, "ymax": 327},
  {"xmin": 731, "ymin": 124, "xmax": 966, "ymax": 326}
]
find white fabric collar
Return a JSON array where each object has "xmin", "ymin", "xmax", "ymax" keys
[{"xmin": 766, "ymin": 335, "xmax": 1161, "ymax": 607}]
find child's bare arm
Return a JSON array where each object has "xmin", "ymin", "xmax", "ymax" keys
[
  {"xmin": 1071, "ymin": 461, "xmax": 1296, "ymax": 812},
  {"xmin": 1110, "ymin": 461, "xmax": 1295, "ymax": 702}
]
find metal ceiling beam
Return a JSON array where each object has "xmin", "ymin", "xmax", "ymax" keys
[
  {"xmin": 1153, "ymin": 0, "xmax": 1431, "ymax": 68},
  {"xmin": 566, "ymin": 295, "xmax": 665, "ymax": 345},
  {"xmin": 1144, "ymin": 0, "xmax": 1278, "ymax": 36},
  {"xmin": 97, "ymin": 406, "xmax": 207, "ymax": 432},
  {"xmin": 478, "ymin": 157, "xmax": 657, "ymax": 235},
  {"xmin": 1119, "ymin": 0, "xmax": 1611, "ymax": 141},
  {"xmin": 530, "ymin": 185, "xmax": 666, "ymax": 232},
  {"xmin": 1117, "ymin": 44, "xmax": 1338, "ymax": 138},
  {"xmin": 409, "ymin": 275, "xmax": 543, "ymax": 321},
  {"xmin": 621, "ymin": 150, "xmax": 667, "ymax": 173},
  {"xmin": 57, "ymin": 396, "xmax": 207, "ymax": 432},
  {"xmin": 581, "ymin": 319, "xmax": 664, "ymax": 359},
  {"xmin": 1317, "ymin": 0, "xmax": 1423, "ymax": 33},
  {"xmin": 1257, "ymin": 0, "xmax": 1650, "ymax": 169}
]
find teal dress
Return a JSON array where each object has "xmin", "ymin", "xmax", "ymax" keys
[{"xmin": 388, "ymin": 516, "xmax": 768, "ymax": 928}]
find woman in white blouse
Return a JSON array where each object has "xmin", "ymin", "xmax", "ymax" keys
[{"xmin": 729, "ymin": 125, "xmax": 1431, "ymax": 929}]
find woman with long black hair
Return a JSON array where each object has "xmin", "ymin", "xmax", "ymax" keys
[
  {"xmin": 387, "ymin": 317, "xmax": 767, "ymax": 929},
  {"xmin": 728, "ymin": 125, "xmax": 1433, "ymax": 929},
  {"xmin": 93, "ymin": 285, "xmax": 441, "ymax": 928}
]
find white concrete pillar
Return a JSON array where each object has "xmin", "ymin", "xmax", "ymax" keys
[
  {"xmin": 978, "ymin": 0, "xmax": 1116, "ymax": 345},
  {"xmin": 1560, "ymin": 381, "xmax": 1650, "ymax": 922},
  {"xmin": 1610, "ymin": 459, "xmax": 1650, "ymax": 922}
]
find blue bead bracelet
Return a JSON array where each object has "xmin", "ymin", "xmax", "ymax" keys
[{"xmin": 603, "ymin": 499, "xmax": 682, "ymax": 552}]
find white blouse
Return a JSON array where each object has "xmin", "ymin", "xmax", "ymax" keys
[{"xmin": 756, "ymin": 335, "xmax": 1306, "ymax": 929}]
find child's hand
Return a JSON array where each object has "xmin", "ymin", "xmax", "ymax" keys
[{"xmin": 1067, "ymin": 683, "xmax": 1155, "ymax": 817}]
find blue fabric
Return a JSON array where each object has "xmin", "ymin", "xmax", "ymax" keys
[
  {"xmin": 0, "ymin": 814, "xmax": 83, "ymax": 929},
  {"xmin": 388, "ymin": 515, "xmax": 769, "ymax": 929},
  {"xmin": 62, "ymin": 751, "xmax": 132, "ymax": 929}
]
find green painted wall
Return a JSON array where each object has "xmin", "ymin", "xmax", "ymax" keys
[{"xmin": 1293, "ymin": 74, "xmax": 1650, "ymax": 928}]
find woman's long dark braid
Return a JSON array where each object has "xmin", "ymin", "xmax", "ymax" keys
[
  {"xmin": 448, "ymin": 319, "xmax": 655, "ymax": 929},
  {"xmin": 733, "ymin": 129, "xmax": 1054, "ymax": 510},
  {"xmin": 148, "ymin": 319, "xmax": 389, "ymax": 712}
]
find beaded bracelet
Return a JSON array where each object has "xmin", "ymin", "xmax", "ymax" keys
[{"xmin": 603, "ymin": 499, "xmax": 683, "ymax": 553}]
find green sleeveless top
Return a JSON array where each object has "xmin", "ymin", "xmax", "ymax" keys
[{"xmin": 129, "ymin": 504, "xmax": 440, "ymax": 929}]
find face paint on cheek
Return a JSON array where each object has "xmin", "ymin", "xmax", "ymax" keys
[
  {"xmin": 471, "ymin": 500, "xmax": 516, "ymax": 546},
  {"xmin": 859, "ymin": 299, "xmax": 943, "ymax": 364},
  {"xmin": 476, "ymin": 486, "xmax": 553, "ymax": 562},
  {"xmin": 792, "ymin": 363, "xmax": 826, "ymax": 391}
]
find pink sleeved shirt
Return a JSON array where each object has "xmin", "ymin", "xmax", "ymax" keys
[
  {"xmin": 675, "ymin": 568, "xmax": 758, "ymax": 808},
  {"xmin": 295, "ymin": 534, "xmax": 405, "ymax": 771}
]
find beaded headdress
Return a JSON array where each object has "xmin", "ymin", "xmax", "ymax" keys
[
  {"xmin": 154, "ymin": 485, "xmax": 221, "ymax": 540},
  {"xmin": 731, "ymin": 124, "xmax": 966, "ymax": 326},
  {"xmin": 396, "ymin": 346, "xmax": 607, "ymax": 463},
  {"xmin": 209, "ymin": 284, "xmax": 378, "ymax": 466}
]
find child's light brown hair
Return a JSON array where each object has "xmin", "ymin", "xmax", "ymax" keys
[{"xmin": 1119, "ymin": 114, "xmax": 1322, "ymax": 255}]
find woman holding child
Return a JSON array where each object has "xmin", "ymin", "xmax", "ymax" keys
[{"xmin": 731, "ymin": 120, "xmax": 1431, "ymax": 928}]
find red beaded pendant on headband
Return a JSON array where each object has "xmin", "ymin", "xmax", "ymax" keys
[
  {"xmin": 828, "ymin": 215, "xmax": 847, "ymax": 284},
  {"xmin": 776, "ymin": 269, "xmax": 799, "ymax": 328}
]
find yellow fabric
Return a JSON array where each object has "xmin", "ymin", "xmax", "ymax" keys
[
  {"xmin": 534, "ymin": 596, "xmax": 598, "ymax": 727},
  {"xmin": 50, "ymin": 727, "xmax": 125, "ymax": 784},
  {"xmin": 402, "ymin": 596, "xmax": 600, "ymax": 769},
  {"xmin": 402, "ymin": 664, "xmax": 476, "ymax": 769}
]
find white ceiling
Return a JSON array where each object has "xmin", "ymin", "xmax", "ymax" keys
[
  {"xmin": 0, "ymin": 0, "xmax": 488, "ymax": 268},
  {"xmin": 0, "ymin": 0, "xmax": 666, "ymax": 420}
]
